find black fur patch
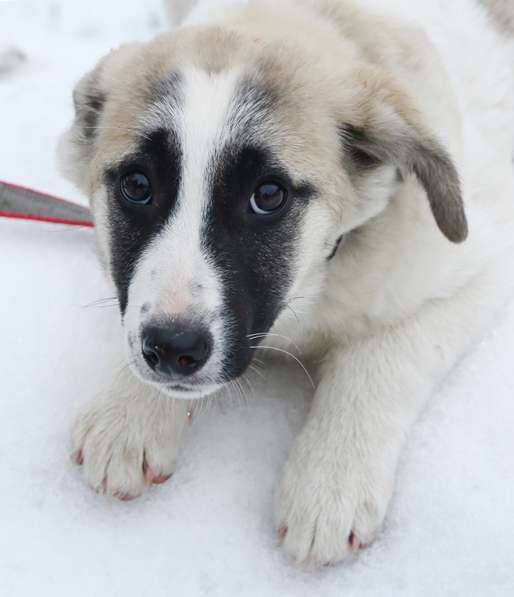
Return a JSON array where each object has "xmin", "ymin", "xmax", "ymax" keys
[
  {"xmin": 105, "ymin": 128, "xmax": 182, "ymax": 313},
  {"xmin": 203, "ymin": 143, "xmax": 315, "ymax": 381}
]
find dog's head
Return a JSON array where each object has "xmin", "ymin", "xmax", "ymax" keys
[{"xmin": 60, "ymin": 11, "xmax": 467, "ymax": 399}]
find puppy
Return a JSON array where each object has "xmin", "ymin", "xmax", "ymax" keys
[{"xmin": 60, "ymin": 0, "xmax": 514, "ymax": 565}]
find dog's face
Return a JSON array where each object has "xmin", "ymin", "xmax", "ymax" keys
[{"xmin": 61, "ymin": 23, "xmax": 467, "ymax": 399}]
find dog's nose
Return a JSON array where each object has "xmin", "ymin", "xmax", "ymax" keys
[{"xmin": 141, "ymin": 324, "xmax": 212, "ymax": 377}]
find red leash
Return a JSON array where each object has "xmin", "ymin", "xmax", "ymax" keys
[{"xmin": 0, "ymin": 180, "xmax": 94, "ymax": 228}]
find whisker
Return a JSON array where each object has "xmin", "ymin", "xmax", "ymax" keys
[
  {"xmin": 81, "ymin": 125, "xmax": 153, "ymax": 141},
  {"xmin": 248, "ymin": 364, "xmax": 265, "ymax": 380},
  {"xmin": 247, "ymin": 332, "xmax": 302, "ymax": 353},
  {"xmin": 81, "ymin": 296, "xmax": 119, "ymax": 309},
  {"xmin": 283, "ymin": 302, "xmax": 301, "ymax": 324},
  {"xmin": 252, "ymin": 356, "xmax": 265, "ymax": 368},
  {"xmin": 288, "ymin": 295, "xmax": 306, "ymax": 303},
  {"xmin": 240, "ymin": 374, "xmax": 255, "ymax": 399},
  {"xmin": 250, "ymin": 345, "xmax": 315, "ymax": 389},
  {"xmin": 226, "ymin": 378, "xmax": 246, "ymax": 410},
  {"xmin": 193, "ymin": 396, "xmax": 208, "ymax": 419},
  {"xmin": 234, "ymin": 378, "xmax": 248, "ymax": 407}
]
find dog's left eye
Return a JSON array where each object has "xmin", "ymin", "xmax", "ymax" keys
[
  {"xmin": 250, "ymin": 182, "xmax": 288, "ymax": 215},
  {"xmin": 120, "ymin": 172, "xmax": 153, "ymax": 205}
]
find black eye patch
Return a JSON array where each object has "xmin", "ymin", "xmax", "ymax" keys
[
  {"xmin": 201, "ymin": 143, "xmax": 316, "ymax": 381},
  {"xmin": 209, "ymin": 144, "xmax": 314, "ymax": 228},
  {"xmin": 104, "ymin": 127, "xmax": 182, "ymax": 314}
]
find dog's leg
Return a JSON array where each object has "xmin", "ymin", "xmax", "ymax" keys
[
  {"xmin": 275, "ymin": 262, "xmax": 514, "ymax": 565},
  {"xmin": 72, "ymin": 368, "xmax": 189, "ymax": 500}
]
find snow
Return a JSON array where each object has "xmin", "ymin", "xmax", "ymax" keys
[{"xmin": 1, "ymin": 2, "xmax": 513, "ymax": 596}]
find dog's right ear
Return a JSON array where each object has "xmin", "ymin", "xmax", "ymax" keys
[
  {"xmin": 57, "ymin": 61, "xmax": 107, "ymax": 192},
  {"xmin": 58, "ymin": 59, "xmax": 107, "ymax": 192},
  {"xmin": 58, "ymin": 43, "xmax": 142, "ymax": 192}
]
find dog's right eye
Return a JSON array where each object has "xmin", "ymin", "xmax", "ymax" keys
[
  {"xmin": 250, "ymin": 181, "xmax": 288, "ymax": 216},
  {"xmin": 120, "ymin": 172, "xmax": 153, "ymax": 205}
]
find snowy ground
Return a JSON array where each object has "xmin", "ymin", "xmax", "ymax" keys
[{"xmin": 1, "ymin": 2, "xmax": 514, "ymax": 596}]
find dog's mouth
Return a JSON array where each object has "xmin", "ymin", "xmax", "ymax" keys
[
  {"xmin": 162, "ymin": 382, "xmax": 222, "ymax": 401},
  {"xmin": 169, "ymin": 384, "xmax": 195, "ymax": 393}
]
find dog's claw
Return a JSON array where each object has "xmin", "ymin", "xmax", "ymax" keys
[
  {"xmin": 278, "ymin": 526, "xmax": 288, "ymax": 540},
  {"xmin": 143, "ymin": 461, "xmax": 172, "ymax": 485},
  {"xmin": 114, "ymin": 491, "xmax": 137, "ymax": 502},
  {"xmin": 152, "ymin": 473, "xmax": 172, "ymax": 484},
  {"xmin": 72, "ymin": 450, "xmax": 83, "ymax": 465},
  {"xmin": 349, "ymin": 532, "xmax": 361, "ymax": 552}
]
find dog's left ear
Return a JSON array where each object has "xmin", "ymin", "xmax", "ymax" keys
[{"xmin": 340, "ymin": 87, "xmax": 468, "ymax": 243}]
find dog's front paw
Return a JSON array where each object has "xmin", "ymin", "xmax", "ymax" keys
[
  {"xmin": 72, "ymin": 394, "xmax": 188, "ymax": 500},
  {"xmin": 275, "ymin": 436, "xmax": 395, "ymax": 566}
]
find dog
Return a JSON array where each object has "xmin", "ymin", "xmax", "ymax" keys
[{"xmin": 59, "ymin": 0, "xmax": 514, "ymax": 566}]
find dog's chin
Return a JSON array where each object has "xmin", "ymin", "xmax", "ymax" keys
[
  {"xmin": 161, "ymin": 383, "xmax": 221, "ymax": 401},
  {"xmin": 128, "ymin": 360, "xmax": 222, "ymax": 401}
]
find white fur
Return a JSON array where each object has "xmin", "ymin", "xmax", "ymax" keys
[
  {"xmin": 275, "ymin": 256, "xmax": 514, "ymax": 563},
  {"xmin": 270, "ymin": 0, "xmax": 514, "ymax": 564},
  {"xmin": 73, "ymin": 368, "xmax": 189, "ymax": 498},
  {"xmin": 69, "ymin": 0, "xmax": 514, "ymax": 566}
]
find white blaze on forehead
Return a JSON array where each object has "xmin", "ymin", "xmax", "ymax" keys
[
  {"xmin": 178, "ymin": 65, "xmax": 243, "ymax": 264},
  {"xmin": 126, "ymin": 66, "xmax": 243, "ymax": 323}
]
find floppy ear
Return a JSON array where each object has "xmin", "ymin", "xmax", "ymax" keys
[
  {"xmin": 58, "ymin": 43, "xmax": 142, "ymax": 192},
  {"xmin": 57, "ymin": 62, "xmax": 108, "ymax": 191},
  {"xmin": 340, "ymin": 102, "xmax": 468, "ymax": 244}
]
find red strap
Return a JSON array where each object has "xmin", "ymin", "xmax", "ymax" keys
[
  {"xmin": 0, "ymin": 179, "xmax": 78, "ymax": 206},
  {"xmin": 0, "ymin": 179, "xmax": 94, "ymax": 228},
  {"xmin": 0, "ymin": 210, "xmax": 94, "ymax": 228}
]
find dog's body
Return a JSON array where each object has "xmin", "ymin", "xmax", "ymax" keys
[{"xmin": 62, "ymin": 0, "xmax": 514, "ymax": 565}]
